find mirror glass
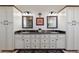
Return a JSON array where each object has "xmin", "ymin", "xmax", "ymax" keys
[
  {"xmin": 47, "ymin": 16, "xmax": 58, "ymax": 28},
  {"xmin": 22, "ymin": 16, "xmax": 33, "ymax": 28}
]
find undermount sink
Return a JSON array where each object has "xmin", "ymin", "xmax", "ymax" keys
[
  {"xmin": 21, "ymin": 32, "xmax": 30, "ymax": 34},
  {"xmin": 50, "ymin": 32, "xmax": 59, "ymax": 33}
]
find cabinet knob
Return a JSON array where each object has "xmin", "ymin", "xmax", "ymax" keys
[
  {"xmin": 44, "ymin": 40, "xmax": 46, "ymax": 41},
  {"xmin": 52, "ymin": 40, "xmax": 54, "ymax": 41},
  {"xmin": 44, "ymin": 46, "xmax": 46, "ymax": 47},
  {"xmin": 56, "ymin": 39, "xmax": 58, "ymax": 40},
  {"xmin": 35, "ymin": 45, "xmax": 36, "ymax": 47},
  {"xmin": 27, "ymin": 40, "xmax": 28, "ymax": 42},
  {"xmin": 52, "ymin": 46, "xmax": 54, "ymax": 47},
  {"xmin": 35, "ymin": 40, "xmax": 36, "ymax": 42},
  {"xmin": 22, "ymin": 39, "xmax": 24, "ymax": 40}
]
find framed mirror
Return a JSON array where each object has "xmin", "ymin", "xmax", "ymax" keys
[
  {"xmin": 47, "ymin": 16, "xmax": 58, "ymax": 28},
  {"xmin": 22, "ymin": 16, "xmax": 33, "ymax": 28}
]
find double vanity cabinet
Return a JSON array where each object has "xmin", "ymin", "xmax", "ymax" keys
[{"xmin": 14, "ymin": 31, "xmax": 66, "ymax": 49}]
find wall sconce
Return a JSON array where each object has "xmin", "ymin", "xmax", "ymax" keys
[
  {"xmin": 22, "ymin": 11, "xmax": 32, "ymax": 16},
  {"xmin": 49, "ymin": 11, "xmax": 57, "ymax": 14},
  {"xmin": 38, "ymin": 12, "xmax": 42, "ymax": 17},
  {"xmin": 48, "ymin": 11, "xmax": 58, "ymax": 16}
]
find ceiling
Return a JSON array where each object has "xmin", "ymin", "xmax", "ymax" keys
[{"xmin": 15, "ymin": 5, "xmax": 65, "ymax": 13}]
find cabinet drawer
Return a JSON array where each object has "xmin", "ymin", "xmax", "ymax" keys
[
  {"xmin": 41, "ymin": 35, "xmax": 49, "ymax": 39},
  {"xmin": 23, "ymin": 35, "xmax": 30, "ymax": 39},
  {"xmin": 41, "ymin": 43, "xmax": 49, "ymax": 48},
  {"xmin": 41, "ymin": 39, "xmax": 49, "ymax": 43},
  {"xmin": 58, "ymin": 34, "xmax": 65, "ymax": 38},
  {"xmin": 25, "ymin": 39, "xmax": 30, "ymax": 43},
  {"xmin": 50, "ymin": 35, "xmax": 57, "ymax": 38},
  {"xmin": 49, "ymin": 43, "xmax": 55, "ymax": 48},
  {"xmin": 50, "ymin": 39, "xmax": 56, "ymax": 43},
  {"xmin": 25, "ymin": 43, "xmax": 30, "ymax": 49},
  {"xmin": 30, "ymin": 35, "xmax": 36, "ymax": 39},
  {"xmin": 31, "ymin": 39, "xmax": 40, "ymax": 43},
  {"xmin": 31, "ymin": 43, "xmax": 40, "ymax": 48},
  {"xmin": 35, "ymin": 35, "xmax": 41, "ymax": 38},
  {"xmin": 14, "ymin": 35, "xmax": 23, "ymax": 39}
]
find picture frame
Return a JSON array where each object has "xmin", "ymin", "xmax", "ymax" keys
[{"xmin": 36, "ymin": 17, "xmax": 44, "ymax": 25}]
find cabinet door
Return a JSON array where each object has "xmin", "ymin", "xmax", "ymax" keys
[
  {"xmin": 49, "ymin": 35, "xmax": 57, "ymax": 49},
  {"xmin": 24, "ymin": 35, "xmax": 31, "ymax": 49},
  {"xmin": 24, "ymin": 35, "xmax": 30, "ymax": 44},
  {"xmin": 0, "ymin": 23, "xmax": 14, "ymax": 50},
  {"xmin": 0, "ymin": 7, "xmax": 6, "ymax": 22},
  {"xmin": 31, "ymin": 43, "xmax": 40, "ymax": 49},
  {"xmin": 6, "ymin": 23, "xmax": 14, "ymax": 50},
  {"xmin": 41, "ymin": 35, "xmax": 49, "ymax": 43},
  {"xmin": 66, "ymin": 7, "xmax": 74, "ymax": 22},
  {"xmin": 74, "ymin": 23, "xmax": 79, "ymax": 50},
  {"xmin": 66, "ymin": 23, "xmax": 74, "ymax": 50},
  {"xmin": 31, "ymin": 38, "xmax": 40, "ymax": 43},
  {"xmin": 0, "ymin": 23, "xmax": 6, "ymax": 50},
  {"xmin": 49, "ymin": 43, "xmax": 55, "ymax": 48},
  {"xmin": 25, "ymin": 43, "xmax": 30, "ymax": 49},
  {"xmin": 14, "ymin": 35, "xmax": 24, "ymax": 49},
  {"xmin": 0, "ymin": 7, "xmax": 6, "ymax": 49},
  {"xmin": 0, "ymin": 7, "xmax": 13, "ymax": 22},
  {"xmin": 74, "ymin": 7, "xmax": 79, "ymax": 22},
  {"xmin": 41, "ymin": 43, "xmax": 49, "ymax": 49},
  {"xmin": 56, "ymin": 34, "xmax": 65, "ymax": 49},
  {"xmin": 6, "ymin": 7, "xmax": 13, "ymax": 22}
]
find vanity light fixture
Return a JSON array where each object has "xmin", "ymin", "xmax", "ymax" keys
[
  {"xmin": 22, "ymin": 11, "xmax": 32, "ymax": 16},
  {"xmin": 38, "ymin": 12, "xmax": 42, "ymax": 17}
]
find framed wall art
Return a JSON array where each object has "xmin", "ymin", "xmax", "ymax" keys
[{"xmin": 36, "ymin": 17, "xmax": 44, "ymax": 25}]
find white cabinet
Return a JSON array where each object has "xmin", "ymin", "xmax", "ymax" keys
[
  {"xmin": 30, "ymin": 35, "xmax": 40, "ymax": 49},
  {"xmin": 66, "ymin": 7, "xmax": 79, "ymax": 23},
  {"xmin": 66, "ymin": 23, "xmax": 74, "ymax": 50},
  {"xmin": 14, "ymin": 35, "xmax": 24, "ymax": 49},
  {"xmin": 66, "ymin": 7, "xmax": 74, "ymax": 22},
  {"xmin": 40, "ymin": 34, "xmax": 49, "ymax": 49},
  {"xmin": 14, "ymin": 34, "xmax": 66, "ymax": 49},
  {"xmin": 56, "ymin": 34, "xmax": 66, "ymax": 49},
  {"xmin": 24, "ymin": 35, "xmax": 31, "ymax": 49},
  {"xmin": 74, "ymin": 23, "xmax": 79, "ymax": 50},
  {"xmin": 49, "ymin": 35, "xmax": 57, "ymax": 49},
  {"xmin": 66, "ymin": 22, "xmax": 79, "ymax": 50},
  {"xmin": 41, "ymin": 43, "xmax": 49, "ymax": 49},
  {"xmin": 0, "ymin": 6, "xmax": 13, "ymax": 50},
  {"xmin": 63, "ymin": 7, "xmax": 79, "ymax": 50},
  {"xmin": 0, "ymin": 6, "xmax": 21, "ymax": 50}
]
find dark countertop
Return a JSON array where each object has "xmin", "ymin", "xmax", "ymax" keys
[{"xmin": 14, "ymin": 30, "xmax": 66, "ymax": 34}]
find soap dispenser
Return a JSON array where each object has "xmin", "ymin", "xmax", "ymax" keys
[{"xmin": 38, "ymin": 28, "xmax": 42, "ymax": 33}]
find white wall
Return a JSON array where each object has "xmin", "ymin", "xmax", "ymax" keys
[
  {"xmin": 14, "ymin": 6, "xmax": 66, "ymax": 31},
  {"xmin": 13, "ymin": 7, "xmax": 22, "ymax": 31}
]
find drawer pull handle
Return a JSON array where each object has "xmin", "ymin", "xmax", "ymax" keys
[
  {"xmin": 35, "ymin": 40, "xmax": 36, "ymax": 42},
  {"xmin": 44, "ymin": 46, "xmax": 46, "ymax": 47},
  {"xmin": 52, "ymin": 40, "xmax": 54, "ymax": 41},
  {"xmin": 22, "ymin": 39, "xmax": 24, "ymax": 40},
  {"xmin": 44, "ymin": 40, "xmax": 46, "ymax": 41},
  {"xmin": 27, "ymin": 40, "xmax": 28, "ymax": 42},
  {"xmin": 35, "ymin": 45, "xmax": 36, "ymax": 47}
]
